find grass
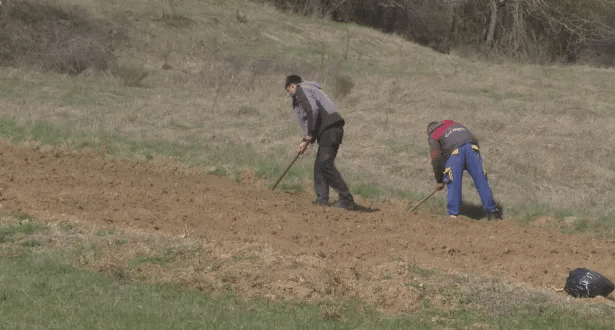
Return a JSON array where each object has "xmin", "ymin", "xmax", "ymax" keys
[
  {"xmin": 0, "ymin": 220, "xmax": 42, "ymax": 243},
  {"xmin": 3, "ymin": 256, "xmax": 330, "ymax": 330},
  {"xmin": 1, "ymin": 0, "xmax": 612, "ymax": 230},
  {"xmin": 1, "ymin": 216, "xmax": 615, "ymax": 329},
  {"xmin": 353, "ymin": 183, "xmax": 382, "ymax": 199},
  {"xmin": 1, "ymin": 0, "xmax": 615, "ymax": 327}
]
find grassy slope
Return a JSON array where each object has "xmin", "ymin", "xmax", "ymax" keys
[
  {"xmin": 1, "ymin": 0, "xmax": 615, "ymax": 228},
  {"xmin": 1, "ymin": 1, "xmax": 615, "ymax": 327},
  {"xmin": 2, "ymin": 216, "xmax": 615, "ymax": 329}
]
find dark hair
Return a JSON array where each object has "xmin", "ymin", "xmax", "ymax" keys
[
  {"xmin": 285, "ymin": 75, "xmax": 302, "ymax": 89},
  {"xmin": 427, "ymin": 121, "xmax": 441, "ymax": 135}
]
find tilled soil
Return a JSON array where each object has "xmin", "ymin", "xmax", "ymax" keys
[{"xmin": 1, "ymin": 141, "xmax": 613, "ymax": 313}]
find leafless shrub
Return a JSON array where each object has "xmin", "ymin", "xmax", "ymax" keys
[
  {"xmin": 332, "ymin": 74, "xmax": 354, "ymax": 98},
  {"xmin": 262, "ymin": 0, "xmax": 615, "ymax": 66},
  {"xmin": 156, "ymin": 13, "xmax": 194, "ymax": 28},
  {"xmin": 111, "ymin": 61, "xmax": 149, "ymax": 87},
  {"xmin": 151, "ymin": 0, "xmax": 194, "ymax": 28},
  {"xmin": 0, "ymin": 0, "xmax": 117, "ymax": 74}
]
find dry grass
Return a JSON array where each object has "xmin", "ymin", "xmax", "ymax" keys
[
  {"xmin": 0, "ymin": 0, "xmax": 116, "ymax": 73},
  {"xmin": 6, "ymin": 214, "xmax": 609, "ymax": 318},
  {"xmin": 1, "ymin": 0, "xmax": 615, "ymax": 223}
]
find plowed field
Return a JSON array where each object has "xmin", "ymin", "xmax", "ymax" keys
[{"xmin": 1, "ymin": 141, "xmax": 613, "ymax": 312}]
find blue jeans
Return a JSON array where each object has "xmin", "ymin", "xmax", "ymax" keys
[{"xmin": 443, "ymin": 143, "xmax": 497, "ymax": 217}]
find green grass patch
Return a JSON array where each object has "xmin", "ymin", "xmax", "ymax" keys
[
  {"xmin": 0, "ymin": 118, "xmax": 293, "ymax": 183},
  {"xmin": 115, "ymin": 238, "xmax": 129, "ymax": 245},
  {"xmin": 0, "ymin": 254, "xmax": 427, "ymax": 329},
  {"xmin": 512, "ymin": 203, "xmax": 561, "ymax": 224},
  {"xmin": 4, "ymin": 251, "xmax": 614, "ymax": 330},
  {"xmin": 96, "ymin": 229, "xmax": 116, "ymax": 237},
  {"xmin": 352, "ymin": 184, "xmax": 381, "ymax": 199},
  {"xmin": 20, "ymin": 240, "xmax": 42, "ymax": 248},
  {"xmin": 402, "ymin": 190, "xmax": 447, "ymax": 215},
  {"xmin": 270, "ymin": 161, "xmax": 312, "ymax": 191},
  {"xmin": 130, "ymin": 255, "xmax": 173, "ymax": 267},
  {"xmin": 279, "ymin": 183, "xmax": 304, "ymax": 193},
  {"xmin": 0, "ymin": 218, "xmax": 613, "ymax": 329},
  {"xmin": 504, "ymin": 203, "xmax": 615, "ymax": 237},
  {"xmin": 0, "ymin": 221, "xmax": 42, "ymax": 243},
  {"xmin": 13, "ymin": 212, "xmax": 33, "ymax": 222},
  {"xmin": 230, "ymin": 255, "xmax": 258, "ymax": 262}
]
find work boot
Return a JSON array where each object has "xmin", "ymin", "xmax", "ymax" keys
[
  {"xmin": 487, "ymin": 210, "xmax": 502, "ymax": 221},
  {"xmin": 334, "ymin": 196, "xmax": 357, "ymax": 210},
  {"xmin": 334, "ymin": 200, "xmax": 358, "ymax": 210},
  {"xmin": 312, "ymin": 199, "xmax": 328, "ymax": 206}
]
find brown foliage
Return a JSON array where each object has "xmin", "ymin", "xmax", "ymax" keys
[{"xmin": 0, "ymin": 0, "xmax": 116, "ymax": 74}]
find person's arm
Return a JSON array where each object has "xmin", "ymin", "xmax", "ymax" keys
[
  {"xmin": 428, "ymin": 137, "xmax": 445, "ymax": 184},
  {"xmin": 294, "ymin": 86, "xmax": 318, "ymax": 142}
]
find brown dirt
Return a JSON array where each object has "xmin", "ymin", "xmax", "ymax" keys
[{"xmin": 1, "ymin": 141, "xmax": 614, "ymax": 313}]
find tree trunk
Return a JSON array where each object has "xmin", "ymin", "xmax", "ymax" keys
[
  {"xmin": 305, "ymin": 0, "xmax": 325, "ymax": 17},
  {"xmin": 486, "ymin": 0, "xmax": 498, "ymax": 46}
]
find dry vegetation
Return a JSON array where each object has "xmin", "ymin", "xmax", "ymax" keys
[
  {"xmin": 3, "ymin": 1, "xmax": 615, "ymax": 323},
  {"xmin": 1, "ymin": 0, "xmax": 615, "ymax": 223},
  {"xmin": 264, "ymin": 0, "xmax": 615, "ymax": 67},
  {"xmin": 6, "ymin": 215, "xmax": 613, "ymax": 318},
  {"xmin": 0, "ymin": 0, "xmax": 116, "ymax": 73}
]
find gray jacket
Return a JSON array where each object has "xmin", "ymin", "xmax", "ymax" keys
[{"xmin": 292, "ymin": 81, "xmax": 344, "ymax": 143}]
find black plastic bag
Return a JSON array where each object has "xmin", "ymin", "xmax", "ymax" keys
[{"xmin": 564, "ymin": 268, "xmax": 614, "ymax": 298}]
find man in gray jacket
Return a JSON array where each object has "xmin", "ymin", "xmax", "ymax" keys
[{"xmin": 285, "ymin": 74, "xmax": 356, "ymax": 209}]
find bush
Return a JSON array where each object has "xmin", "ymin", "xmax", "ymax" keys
[
  {"xmin": 111, "ymin": 60, "xmax": 149, "ymax": 87},
  {"xmin": 0, "ymin": 0, "xmax": 117, "ymax": 74}
]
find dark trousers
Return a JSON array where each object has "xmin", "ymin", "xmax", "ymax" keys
[{"xmin": 314, "ymin": 126, "xmax": 353, "ymax": 203}]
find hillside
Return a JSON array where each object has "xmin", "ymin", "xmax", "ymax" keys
[
  {"xmin": 2, "ymin": 0, "xmax": 615, "ymax": 222},
  {"xmin": 1, "ymin": 0, "xmax": 615, "ymax": 320}
]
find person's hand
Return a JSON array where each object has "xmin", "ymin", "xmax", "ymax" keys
[
  {"xmin": 297, "ymin": 140, "xmax": 310, "ymax": 154},
  {"xmin": 436, "ymin": 182, "xmax": 445, "ymax": 191}
]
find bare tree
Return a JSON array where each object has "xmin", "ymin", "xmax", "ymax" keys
[
  {"xmin": 264, "ymin": 0, "xmax": 615, "ymax": 64},
  {"xmin": 486, "ymin": 0, "xmax": 509, "ymax": 46},
  {"xmin": 449, "ymin": 0, "xmax": 615, "ymax": 62}
]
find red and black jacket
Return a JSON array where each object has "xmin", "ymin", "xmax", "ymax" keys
[{"xmin": 427, "ymin": 120, "xmax": 479, "ymax": 183}]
